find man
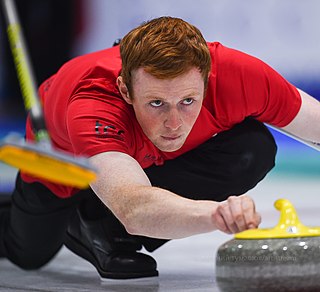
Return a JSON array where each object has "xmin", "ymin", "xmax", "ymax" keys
[{"xmin": 0, "ymin": 16, "xmax": 319, "ymax": 280}]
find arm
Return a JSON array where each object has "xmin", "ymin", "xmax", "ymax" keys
[
  {"xmin": 89, "ymin": 151, "xmax": 261, "ymax": 239},
  {"xmin": 282, "ymin": 88, "xmax": 320, "ymax": 144}
]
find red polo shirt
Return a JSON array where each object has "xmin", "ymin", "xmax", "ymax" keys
[{"xmin": 21, "ymin": 42, "xmax": 301, "ymax": 198}]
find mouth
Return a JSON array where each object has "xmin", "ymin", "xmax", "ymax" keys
[{"xmin": 161, "ymin": 135, "xmax": 182, "ymax": 141}]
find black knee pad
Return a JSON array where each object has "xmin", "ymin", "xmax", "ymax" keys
[{"xmin": 4, "ymin": 202, "xmax": 64, "ymax": 270}]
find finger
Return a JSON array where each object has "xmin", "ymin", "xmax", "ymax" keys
[
  {"xmin": 254, "ymin": 212, "xmax": 262, "ymax": 227},
  {"xmin": 212, "ymin": 210, "xmax": 232, "ymax": 234},
  {"xmin": 228, "ymin": 196, "xmax": 246, "ymax": 232},
  {"xmin": 218, "ymin": 201, "xmax": 239, "ymax": 233},
  {"xmin": 241, "ymin": 195, "xmax": 258, "ymax": 229}
]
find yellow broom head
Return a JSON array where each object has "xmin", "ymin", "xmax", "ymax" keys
[{"xmin": 0, "ymin": 137, "xmax": 96, "ymax": 189}]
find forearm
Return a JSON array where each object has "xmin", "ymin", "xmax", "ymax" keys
[
  {"xmin": 105, "ymin": 184, "xmax": 219, "ymax": 239},
  {"xmin": 283, "ymin": 89, "xmax": 320, "ymax": 143},
  {"xmin": 89, "ymin": 151, "xmax": 260, "ymax": 240}
]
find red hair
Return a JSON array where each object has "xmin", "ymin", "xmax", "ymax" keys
[{"xmin": 120, "ymin": 16, "xmax": 211, "ymax": 95}]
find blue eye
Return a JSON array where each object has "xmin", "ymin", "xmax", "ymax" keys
[
  {"xmin": 150, "ymin": 100, "xmax": 163, "ymax": 107},
  {"xmin": 182, "ymin": 98, "xmax": 194, "ymax": 105}
]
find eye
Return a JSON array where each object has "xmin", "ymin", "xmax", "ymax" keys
[
  {"xmin": 182, "ymin": 98, "xmax": 194, "ymax": 105},
  {"xmin": 150, "ymin": 100, "xmax": 163, "ymax": 107}
]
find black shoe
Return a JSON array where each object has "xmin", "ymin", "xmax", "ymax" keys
[
  {"xmin": 138, "ymin": 236, "xmax": 170, "ymax": 252},
  {"xmin": 64, "ymin": 207, "xmax": 158, "ymax": 279}
]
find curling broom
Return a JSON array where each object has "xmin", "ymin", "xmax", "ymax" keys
[{"xmin": 0, "ymin": 0, "xmax": 96, "ymax": 188}]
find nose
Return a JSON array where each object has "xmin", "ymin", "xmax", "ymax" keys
[{"xmin": 164, "ymin": 108, "xmax": 182, "ymax": 131}]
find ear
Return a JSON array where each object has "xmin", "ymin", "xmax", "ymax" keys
[{"xmin": 117, "ymin": 76, "xmax": 132, "ymax": 104}]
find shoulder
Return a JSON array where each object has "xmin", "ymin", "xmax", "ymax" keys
[
  {"xmin": 207, "ymin": 42, "xmax": 266, "ymax": 73},
  {"xmin": 60, "ymin": 46, "xmax": 122, "ymax": 82}
]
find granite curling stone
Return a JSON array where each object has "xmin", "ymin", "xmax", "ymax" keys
[{"xmin": 215, "ymin": 199, "xmax": 320, "ymax": 292}]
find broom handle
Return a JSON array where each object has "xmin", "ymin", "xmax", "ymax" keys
[
  {"xmin": 268, "ymin": 125, "xmax": 320, "ymax": 152},
  {"xmin": 1, "ymin": 0, "xmax": 50, "ymax": 142}
]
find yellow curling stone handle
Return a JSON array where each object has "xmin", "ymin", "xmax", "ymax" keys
[{"xmin": 235, "ymin": 199, "xmax": 320, "ymax": 239}]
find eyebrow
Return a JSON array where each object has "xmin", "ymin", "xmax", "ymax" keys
[{"xmin": 144, "ymin": 91, "xmax": 201, "ymax": 100}]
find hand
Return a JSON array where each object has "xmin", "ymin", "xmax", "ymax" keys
[{"xmin": 212, "ymin": 194, "xmax": 261, "ymax": 234}]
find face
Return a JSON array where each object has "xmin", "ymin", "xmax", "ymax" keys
[{"xmin": 117, "ymin": 67, "xmax": 205, "ymax": 152}]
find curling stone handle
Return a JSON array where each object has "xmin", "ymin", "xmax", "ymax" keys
[
  {"xmin": 274, "ymin": 199, "xmax": 301, "ymax": 228},
  {"xmin": 235, "ymin": 198, "xmax": 320, "ymax": 239}
]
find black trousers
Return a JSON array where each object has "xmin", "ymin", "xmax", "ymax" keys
[
  {"xmin": 145, "ymin": 118, "xmax": 276, "ymax": 202},
  {"xmin": 0, "ymin": 118, "xmax": 276, "ymax": 269}
]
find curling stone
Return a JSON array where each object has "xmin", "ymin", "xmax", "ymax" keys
[{"xmin": 215, "ymin": 199, "xmax": 320, "ymax": 292}]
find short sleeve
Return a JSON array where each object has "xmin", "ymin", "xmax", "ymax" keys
[
  {"xmin": 209, "ymin": 44, "xmax": 302, "ymax": 128},
  {"xmin": 66, "ymin": 77, "xmax": 134, "ymax": 157}
]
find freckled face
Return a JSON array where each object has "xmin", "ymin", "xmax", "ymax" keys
[{"xmin": 119, "ymin": 67, "xmax": 205, "ymax": 152}]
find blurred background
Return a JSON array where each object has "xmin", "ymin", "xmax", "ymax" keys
[{"xmin": 0, "ymin": 0, "xmax": 319, "ymax": 194}]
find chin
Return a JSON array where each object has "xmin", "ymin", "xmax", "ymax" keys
[
  {"xmin": 156, "ymin": 142, "xmax": 184, "ymax": 152},
  {"xmin": 160, "ymin": 146, "xmax": 182, "ymax": 152}
]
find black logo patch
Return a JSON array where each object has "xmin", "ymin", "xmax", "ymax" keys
[{"xmin": 95, "ymin": 121, "xmax": 125, "ymax": 141}]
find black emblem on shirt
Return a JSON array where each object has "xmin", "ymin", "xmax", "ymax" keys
[
  {"xmin": 143, "ymin": 154, "xmax": 157, "ymax": 161},
  {"xmin": 95, "ymin": 121, "xmax": 125, "ymax": 141}
]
